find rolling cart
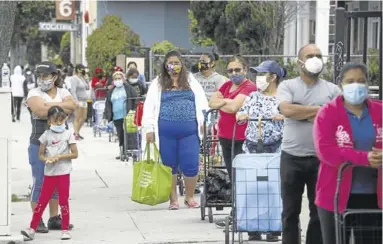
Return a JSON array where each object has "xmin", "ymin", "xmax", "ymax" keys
[
  {"xmin": 334, "ymin": 163, "xmax": 382, "ymax": 244},
  {"xmin": 225, "ymin": 118, "xmax": 301, "ymax": 244},
  {"xmin": 200, "ymin": 109, "xmax": 229, "ymax": 223}
]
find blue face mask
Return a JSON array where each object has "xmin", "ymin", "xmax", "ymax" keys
[
  {"xmin": 50, "ymin": 124, "xmax": 66, "ymax": 133},
  {"xmin": 230, "ymin": 74, "xmax": 246, "ymax": 85},
  {"xmin": 342, "ymin": 83, "xmax": 368, "ymax": 105}
]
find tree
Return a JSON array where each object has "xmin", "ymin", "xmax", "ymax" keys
[
  {"xmin": 0, "ymin": 1, "xmax": 17, "ymax": 83},
  {"xmin": 60, "ymin": 32, "xmax": 71, "ymax": 65},
  {"xmin": 86, "ymin": 15, "xmax": 140, "ymax": 74},
  {"xmin": 189, "ymin": 1, "xmax": 307, "ymax": 54},
  {"xmin": 151, "ymin": 40, "xmax": 178, "ymax": 54},
  {"xmin": 12, "ymin": 1, "xmax": 62, "ymax": 66}
]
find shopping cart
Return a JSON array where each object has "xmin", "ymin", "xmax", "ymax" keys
[
  {"xmin": 121, "ymin": 97, "xmax": 144, "ymax": 162},
  {"xmin": 334, "ymin": 163, "xmax": 382, "ymax": 244},
  {"xmin": 223, "ymin": 118, "xmax": 282, "ymax": 244},
  {"xmin": 200, "ymin": 109, "xmax": 229, "ymax": 223},
  {"xmin": 92, "ymin": 100, "xmax": 106, "ymax": 138}
]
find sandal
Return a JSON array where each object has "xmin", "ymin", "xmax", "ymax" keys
[
  {"xmin": 168, "ymin": 202, "xmax": 179, "ymax": 210},
  {"xmin": 184, "ymin": 199, "xmax": 200, "ymax": 208}
]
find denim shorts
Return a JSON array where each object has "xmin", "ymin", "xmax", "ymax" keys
[{"xmin": 28, "ymin": 144, "xmax": 58, "ymax": 202}]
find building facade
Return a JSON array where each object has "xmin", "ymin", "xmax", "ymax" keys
[{"xmin": 283, "ymin": 0, "xmax": 382, "ymax": 58}]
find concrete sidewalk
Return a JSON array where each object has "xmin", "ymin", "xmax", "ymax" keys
[{"xmin": 7, "ymin": 108, "xmax": 309, "ymax": 244}]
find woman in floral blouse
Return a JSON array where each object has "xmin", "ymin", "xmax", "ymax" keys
[{"xmin": 236, "ymin": 60, "xmax": 286, "ymax": 241}]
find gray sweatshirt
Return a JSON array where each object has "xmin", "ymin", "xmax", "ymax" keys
[
  {"xmin": 70, "ymin": 75, "xmax": 89, "ymax": 102},
  {"xmin": 193, "ymin": 72, "xmax": 227, "ymax": 100}
]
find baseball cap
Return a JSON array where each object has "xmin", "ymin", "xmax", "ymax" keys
[
  {"xmin": 75, "ymin": 64, "xmax": 85, "ymax": 71},
  {"xmin": 250, "ymin": 60, "xmax": 285, "ymax": 78},
  {"xmin": 36, "ymin": 62, "xmax": 57, "ymax": 74}
]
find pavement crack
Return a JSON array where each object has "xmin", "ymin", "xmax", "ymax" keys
[
  {"xmin": 94, "ymin": 170, "xmax": 109, "ymax": 188},
  {"xmin": 128, "ymin": 212, "xmax": 146, "ymax": 240}
]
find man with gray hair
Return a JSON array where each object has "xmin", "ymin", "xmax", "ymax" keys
[{"xmin": 276, "ymin": 44, "xmax": 341, "ymax": 244}]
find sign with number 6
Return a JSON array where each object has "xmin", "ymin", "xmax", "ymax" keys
[{"xmin": 56, "ymin": 0, "xmax": 75, "ymax": 21}]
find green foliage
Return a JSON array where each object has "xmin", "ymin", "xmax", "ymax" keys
[
  {"xmin": 188, "ymin": 10, "xmax": 215, "ymax": 47},
  {"xmin": 151, "ymin": 40, "xmax": 178, "ymax": 55},
  {"xmin": 189, "ymin": 1, "xmax": 288, "ymax": 54},
  {"xmin": 86, "ymin": 15, "xmax": 141, "ymax": 74},
  {"xmin": 60, "ymin": 32, "xmax": 70, "ymax": 65},
  {"xmin": 12, "ymin": 1, "xmax": 63, "ymax": 65},
  {"xmin": 368, "ymin": 48, "xmax": 380, "ymax": 86}
]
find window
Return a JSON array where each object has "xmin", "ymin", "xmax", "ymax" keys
[
  {"xmin": 310, "ymin": 20, "xmax": 316, "ymax": 36},
  {"xmin": 372, "ymin": 21, "xmax": 380, "ymax": 49}
]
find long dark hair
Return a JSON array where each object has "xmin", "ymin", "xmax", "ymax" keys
[{"xmin": 159, "ymin": 50, "xmax": 190, "ymax": 90}]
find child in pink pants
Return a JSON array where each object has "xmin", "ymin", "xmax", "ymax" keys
[{"xmin": 21, "ymin": 106, "xmax": 78, "ymax": 241}]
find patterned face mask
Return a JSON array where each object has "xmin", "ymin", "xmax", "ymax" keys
[
  {"xmin": 37, "ymin": 78, "xmax": 54, "ymax": 91},
  {"xmin": 166, "ymin": 64, "xmax": 182, "ymax": 75}
]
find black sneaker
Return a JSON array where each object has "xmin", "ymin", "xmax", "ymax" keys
[
  {"xmin": 47, "ymin": 215, "xmax": 74, "ymax": 230},
  {"xmin": 78, "ymin": 134, "xmax": 84, "ymax": 140},
  {"xmin": 36, "ymin": 219, "xmax": 49, "ymax": 233},
  {"xmin": 216, "ymin": 219, "xmax": 232, "ymax": 230},
  {"xmin": 266, "ymin": 233, "xmax": 279, "ymax": 242},
  {"xmin": 248, "ymin": 232, "xmax": 262, "ymax": 241}
]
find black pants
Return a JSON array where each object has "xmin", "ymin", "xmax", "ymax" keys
[
  {"xmin": 218, "ymin": 137, "xmax": 243, "ymax": 181},
  {"xmin": 113, "ymin": 119, "xmax": 138, "ymax": 150},
  {"xmin": 318, "ymin": 194, "xmax": 382, "ymax": 244},
  {"xmin": 280, "ymin": 151, "xmax": 322, "ymax": 244},
  {"xmin": 114, "ymin": 119, "xmax": 124, "ymax": 148},
  {"xmin": 13, "ymin": 96, "xmax": 23, "ymax": 121}
]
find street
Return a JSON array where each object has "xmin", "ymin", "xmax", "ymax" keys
[{"xmin": 9, "ymin": 107, "xmax": 310, "ymax": 244}]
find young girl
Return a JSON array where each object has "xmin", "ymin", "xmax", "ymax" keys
[{"xmin": 21, "ymin": 106, "xmax": 78, "ymax": 241}]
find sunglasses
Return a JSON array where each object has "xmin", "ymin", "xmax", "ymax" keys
[{"xmin": 227, "ymin": 68, "xmax": 243, "ymax": 74}]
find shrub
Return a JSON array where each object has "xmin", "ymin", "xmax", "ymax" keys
[{"xmin": 86, "ymin": 15, "xmax": 140, "ymax": 74}]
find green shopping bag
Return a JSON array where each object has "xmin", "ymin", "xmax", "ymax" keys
[
  {"xmin": 125, "ymin": 110, "xmax": 137, "ymax": 133},
  {"xmin": 131, "ymin": 142, "xmax": 172, "ymax": 206}
]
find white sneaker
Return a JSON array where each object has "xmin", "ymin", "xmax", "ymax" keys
[
  {"xmin": 21, "ymin": 228, "xmax": 35, "ymax": 241},
  {"xmin": 61, "ymin": 230, "xmax": 72, "ymax": 240}
]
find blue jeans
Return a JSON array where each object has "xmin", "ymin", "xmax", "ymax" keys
[
  {"xmin": 158, "ymin": 120, "xmax": 200, "ymax": 177},
  {"xmin": 28, "ymin": 144, "xmax": 58, "ymax": 202}
]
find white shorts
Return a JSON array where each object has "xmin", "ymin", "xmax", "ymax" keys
[{"xmin": 78, "ymin": 101, "xmax": 88, "ymax": 108}]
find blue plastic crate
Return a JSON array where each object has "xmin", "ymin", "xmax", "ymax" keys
[{"xmin": 233, "ymin": 153, "xmax": 282, "ymax": 232}]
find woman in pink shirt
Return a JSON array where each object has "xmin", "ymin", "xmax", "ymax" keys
[
  {"xmin": 313, "ymin": 63, "xmax": 382, "ymax": 244},
  {"xmin": 209, "ymin": 56, "xmax": 257, "ymax": 228}
]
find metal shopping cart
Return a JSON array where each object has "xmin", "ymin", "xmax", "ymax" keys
[
  {"xmin": 121, "ymin": 97, "xmax": 144, "ymax": 162},
  {"xmin": 200, "ymin": 109, "xmax": 229, "ymax": 223},
  {"xmin": 225, "ymin": 118, "xmax": 301, "ymax": 244},
  {"xmin": 334, "ymin": 163, "xmax": 382, "ymax": 244},
  {"xmin": 92, "ymin": 100, "xmax": 106, "ymax": 138}
]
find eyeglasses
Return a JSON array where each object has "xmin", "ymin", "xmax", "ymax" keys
[{"xmin": 227, "ymin": 68, "xmax": 243, "ymax": 74}]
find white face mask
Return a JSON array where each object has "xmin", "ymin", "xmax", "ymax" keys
[
  {"xmin": 300, "ymin": 57, "xmax": 323, "ymax": 75},
  {"xmin": 114, "ymin": 79, "xmax": 123, "ymax": 87},
  {"xmin": 129, "ymin": 78, "xmax": 138, "ymax": 84},
  {"xmin": 255, "ymin": 76, "xmax": 269, "ymax": 92}
]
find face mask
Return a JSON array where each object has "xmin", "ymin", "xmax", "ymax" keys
[
  {"xmin": 166, "ymin": 64, "xmax": 182, "ymax": 75},
  {"xmin": 129, "ymin": 78, "xmax": 138, "ymax": 84},
  {"xmin": 26, "ymin": 71, "xmax": 32, "ymax": 75},
  {"xmin": 37, "ymin": 79, "xmax": 54, "ymax": 92},
  {"xmin": 342, "ymin": 83, "xmax": 368, "ymax": 105},
  {"xmin": 300, "ymin": 57, "xmax": 323, "ymax": 76},
  {"xmin": 198, "ymin": 62, "xmax": 209, "ymax": 72},
  {"xmin": 230, "ymin": 74, "xmax": 246, "ymax": 85},
  {"xmin": 97, "ymin": 74, "xmax": 103, "ymax": 78},
  {"xmin": 50, "ymin": 124, "xmax": 66, "ymax": 133},
  {"xmin": 114, "ymin": 79, "xmax": 123, "ymax": 87},
  {"xmin": 255, "ymin": 76, "xmax": 269, "ymax": 92}
]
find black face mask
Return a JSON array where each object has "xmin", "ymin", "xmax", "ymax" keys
[
  {"xmin": 81, "ymin": 70, "xmax": 86, "ymax": 76},
  {"xmin": 198, "ymin": 62, "xmax": 210, "ymax": 72},
  {"xmin": 97, "ymin": 74, "xmax": 103, "ymax": 79}
]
